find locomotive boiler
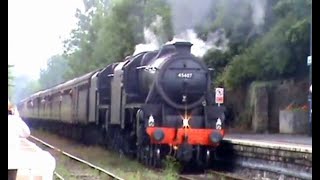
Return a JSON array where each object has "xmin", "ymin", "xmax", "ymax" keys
[{"xmin": 18, "ymin": 41, "xmax": 226, "ymax": 168}]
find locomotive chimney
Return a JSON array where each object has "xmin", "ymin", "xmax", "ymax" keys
[{"xmin": 173, "ymin": 42, "xmax": 193, "ymax": 53}]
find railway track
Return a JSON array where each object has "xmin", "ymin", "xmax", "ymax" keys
[
  {"xmin": 178, "ymin": 170, "xmax": 246, "ymax": 180},
  {"xmin": 30, "ymin": 135, "xmax": 243, "ymax": 180},
  {"xmin": 53, "ymin": 171, "xmax": 64, "ymax": 180},
  {"xmin": 29, "ymin": 130, "xmax": 311, "ymax": 180},
  {"xmin": 29, "ymin": 135, "xmax": 124, "ymax": 180},
  {"xmin": 207, "ymin": 170, "xmax": 247, "ymax": 180}
]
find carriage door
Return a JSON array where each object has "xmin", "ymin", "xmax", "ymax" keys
[{"xmin": 72, "ymin": 87, "xmax": 78, "ymax": 123}]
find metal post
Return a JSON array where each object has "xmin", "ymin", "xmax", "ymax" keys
[{"xmin": 308, "ymin": 7, "xmax": 312, "ymax": 136}]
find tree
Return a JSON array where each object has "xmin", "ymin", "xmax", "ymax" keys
[
  {"xmin": 63, "ymin": 0, "xmax": 173, "ymax": 80},
  {"xmin": 11, "ymin": 75, "xmax": 41, "ymax": 104},
  {"xmin": 199, "ymin": 0, "xmax": 311, "ymax": 89},
  {"xmin": 63, "ymin": 0, "xmax": 107, "ymax": 79},
  {"xmin": 220, "ymin": 0, "xmax": 311, "ymax": 89},
  {"xmin": 39, "ymin": 55, "xmax": 70, "ymax": 89}
]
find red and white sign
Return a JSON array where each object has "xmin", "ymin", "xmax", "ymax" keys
[{"xmin": 215, "ymin": 88, "xmax": 224, "ymax": 104}]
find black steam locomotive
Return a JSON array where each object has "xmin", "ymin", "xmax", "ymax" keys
[{"xmin": 18, "ymin": 42, "xmax": 226, "ymax": 167}]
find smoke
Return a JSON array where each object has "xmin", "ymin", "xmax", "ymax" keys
[
  {"xmin": 134, "ymin": 27, "xmax": 228, "ymax": 57},
  {"xmin": 133, "ymin": 0, "xmax": 267, "ymax": 57},
  {"xmin": 165, "ymin": 0, "xmax": 229, "ymax": 57},
  {"xmin": 133, "ymin": 14, "xmax": 228, "ymax": 57},
  {"xmin": 133, "ymin": 15, "xmax": 162, "ymax": 55},
  {"xmin": 167, "ymin": 29, "xmax": 229, "ymax": 57},
  {"xmin": 250, "ymin": 0, "xmax": 267, "ymax": 27},
  {"xmin": 133, "ymin": 28, "xmax": 159, "ymax": 55},
  {"xmin": 166, "ymin": 0, "xmax": 213, "ymax": 35},
  {"xmin": 133, "ymin": 0, "xmax": 216, "ymax": 56}
]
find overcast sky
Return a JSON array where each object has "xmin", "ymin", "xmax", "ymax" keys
[{"xmin": 8, "ymin": 0, "xmax": 84, "ymax": 80}]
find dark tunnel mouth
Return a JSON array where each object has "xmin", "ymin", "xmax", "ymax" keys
[{"xmin": 155, "ymin": 54, "xmax": 210, "ymax": 110}]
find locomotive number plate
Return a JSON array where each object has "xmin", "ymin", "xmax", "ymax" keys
[{"xmin": 177, "ymin": 73, "xmax": 193, "ymax": 79}]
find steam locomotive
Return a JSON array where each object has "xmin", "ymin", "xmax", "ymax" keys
[{"xmin": 18, "ymin": 42, "xmax": 226, "ymax": 167}]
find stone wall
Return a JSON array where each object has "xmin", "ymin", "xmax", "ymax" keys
[
  {"xmin": 225, "ymin": 78, "xmax": 309, "ymax": 133},
  {"xmin": 251, "ymin": 85, "xmax": 268, "ymax": 133},
  {"xmin": 279, "ymin": 110, "xmax": 308, "ymax": 134},
  {"xmin": 268, "ymin": 79, "xmax": 309, "ymax": 133}
]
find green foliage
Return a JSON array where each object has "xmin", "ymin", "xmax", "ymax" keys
[
  {"xmin": 207, "ymin": 0, "xmax": 260, "ymax": 50},
  {"xmin": 211, "ymin": 0, "xmax": 311, "ymax": 90},
  {"xmin": 222, "ymin": 17, "xmax": 292, "ymax": 89},
  {"xmin": 61, "ymin": 0, "xmax": 310, "ymax": 91},
  {"xmin": 163, "ymin": 156, "xmax": 180, "ymax": 180},
  {"xmin": 92, "ymin": 0, "xmax": 138, "ymax": 64},
  {"xmin": 39, "ymin": 55, "xmax": 70, "ymax": 89},
  {"xmin": 203, "ymin": 50, "xmax": 232, "ymax": 86},
  {"xmin": 63, "ymin": 0, "xmax": 173, "ymax": 80},
  {"xmin": 143, "ymin": 0, "xmax": 173, "ymax": 43},
  {"xmin": 63, "ymin": 0, "xmax": 107, "ymax": 79}
]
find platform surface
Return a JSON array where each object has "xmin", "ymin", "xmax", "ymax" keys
[
  {"xmin": 224, "ymin": 133, "xmax": 312, "ymax": 153},
  {"xmin": 8, "ymin": 138, "xmax": 56, "ymax": 180}
]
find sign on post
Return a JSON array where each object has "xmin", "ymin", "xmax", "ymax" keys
[{"xmin": 215, "ymin": 88, "xmax": 224, "ymax": 105}]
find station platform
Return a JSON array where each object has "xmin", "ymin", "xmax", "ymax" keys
[
  {"xmin": 8, "ymin": 138, "xmax": 56, "ymax": 180},
  {"xmin": 224, "ymin": 133, "xmax": 312, "ymax": 153}
]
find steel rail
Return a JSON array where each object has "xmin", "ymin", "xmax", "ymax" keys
[
  {"xmin": 29, "ymin": 135, "xmax": 124, "ymax": 180},
  {"xmin": 54, "ymin": 171, "xmax": 64, "ymax": 180},
  {"xmin": 178, "ymin": 170, "xmax": 246, "ymax": 180},
  {"xmin": 207, "ymin": 170, "xmax": 247, "ymax": 180}
]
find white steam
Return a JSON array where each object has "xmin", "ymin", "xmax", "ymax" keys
[
  {"xmin": 166, "ymin": 0, "xmax": 213, "ymax": 35},
  {"xmin": 167, "ymin": 29, "xmax": 228, "ymax": 57},
  {"xmin": 134, "ymin": 14, "xmax": 229, "ymax": 57},
  {"xmin": 133, "ymin": 28, "xmax": 159, "ymax": 55},
  {"xmin": 250, "ymin": 0, "xmax": 267, "ymax": 26},
  {"xmin": 134, "ymin": 0, "xmax": 267, "ymax": 57},
  {"xmin": 133, "ymin": 15, "xmax": 162, "ymax": 55}
]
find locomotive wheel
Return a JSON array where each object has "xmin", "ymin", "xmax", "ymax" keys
[
  {"xmin": 151, "ymin": 145, "xmax": 156, "ymax": 167},
  {"xmin": 152, "ymin": 145, "xmax": 162, "ymax": 168},
  {"xmin": 144, "ymin": 145, "xmax": 149, "ymax": 166},
  {"xmin": 137, "ymin": 144, "xmax": 150, "ymax": 166},
  {"xmin": 137, "ymin": 124, "xmax": 152, "ymax": 166},
  {"xmin": 148, "ymin": 145, "xmax": 153, "ymax": 166},
  {"xmin": 205, "ymin": 149, "xmax": 211, "ymax": 168},
  {"xmin": 137, "ymin": 146, "xmax": 142, "ymax": 163}
]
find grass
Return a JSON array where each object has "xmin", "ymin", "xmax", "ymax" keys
[
  {"xmin": 32, "ymin": 129, "xmax": 196, "ymax": 179},
  {"xmin": 161, "ymin": 156, "xmax": 181, "ymax": 180},
  {"xmin": 53, "ymin": 152, "xmax": 114, "ymax": 180},
  {"xmin": 54, "ymin": 156, "xmax": 72, "ymax": 179},
  {"xmin": 32, "ymin": 130, "xmax": 164, "ymax": 179}
]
